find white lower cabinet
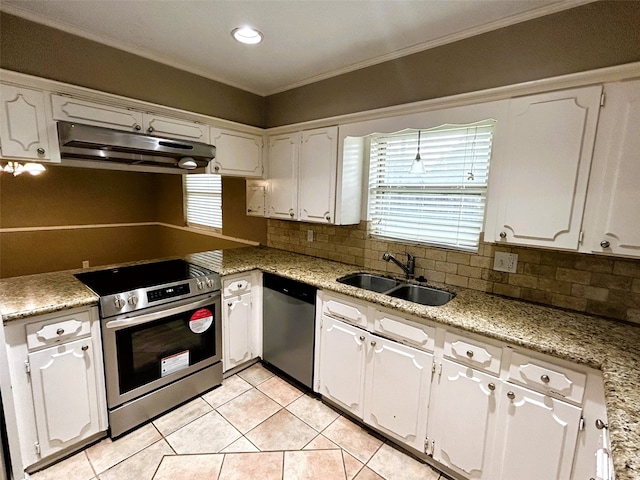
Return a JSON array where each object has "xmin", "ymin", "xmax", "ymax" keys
[
  {"xmin": 318, "ymin": 316, "xmax": 367, "ymax": 417},
  {"xmin": 222, "ymin": 271, "xmax": 261, "ymax": 372},
  {"xmin": 319, "ymin": 316, "xmax": 432, "ymax": 452},
  {"xmin": 491, "ymin": 383, "xmax": 582, "ymax": 480},
  {"xmin": 28, "ymin": 337, "xmax": 102, "ymax": 458},
  {"xmin": 363, "ymin": 335, "xmax": 432, "ymax": 452},
  {"xmin": 428, "ymin": 359, "xmax": 500, "ymax": 479},
  {"xmin": 1, "ymin": 307, "xmax": 107, "ymax": 473}
]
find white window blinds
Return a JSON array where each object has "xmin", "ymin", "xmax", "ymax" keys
[
  {"xmin": 368, "ymin": 122, "xmax": 495, "ymax": 251},
  {"xmin": 184, "ymin": 174, "xmax": 222, "ymax": 229}
]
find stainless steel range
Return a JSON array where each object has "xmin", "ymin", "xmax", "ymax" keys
[{"xmin": 76, "ymin": 259, "xmax": 222, "ymax": 437}]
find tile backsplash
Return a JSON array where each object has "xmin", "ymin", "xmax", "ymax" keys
[{"xmin": 267, "ymin": 219, "xmax": 640, "ymax": 325}]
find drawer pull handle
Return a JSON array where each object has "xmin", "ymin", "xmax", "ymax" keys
[
  {"xmin": 507, "ymin": 391, "xmax": 515, "ymax": 400},
  {"xmin": 81, "ymin": 345, "xmax": 89, "ymax": 351},
  {"xmin": 56, "ymin": 328, "xmax": 65, "ymax": 335},
  {"xmin": 466, "ymin": 350, "xmax": 474, "ymax": 358},
  {"xmin": 540, "ymin": 374, "xmax": 550, "ymax": 384},
  {"xmin": 488, "ymin": 383, "xmax": 496, "ymax": 391}
]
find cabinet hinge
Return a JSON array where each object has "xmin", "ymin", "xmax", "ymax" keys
[
  {"xmin": 579, "ymin": 416, "xmax": 585, "ymax": 431},
  {"xmin": 25, "ymin": 360, "xmax": 31, "ymax": 375},
  {"xmin": 424, "ymin": 437, "xmax": 429, "ymax": 454},
  {"xmin": 579, "ymin": 230, "xmax": 584, "ymax": 244},
  {"xmin": 431, "ymin": 363, "xmax": 436, "ymax": 375},
  {"xmin": 438, "ymin": 362, "xmax": 443, "ymax": 377},
  {"xmin": 35, "ymin": 441, "xmax": 40, "ymax": 455},
  {"xmin": 600, "ymin": 92, "xmax": 606, "ymax": 107}
]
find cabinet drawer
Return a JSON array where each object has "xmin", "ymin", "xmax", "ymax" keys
[
  {"xmin": 223, "ymin": 276, "xmax": 252, "ymax": 297},
  {"xmin": 26, "ymin": 311, "xmax": 92, "ymax": 350},
  {"xmin": 322, "ymin": 293, "xmax": 367, "ymax": 328},
  {"xmin": 444, "ymin": 332, "xmax": 502, "ymax": 375},
  {"xmin": 371, "ymin": 309, "xmax": 436, "ymax": 352},
  {"xmin": 508, "ymin": 352, "xmax": 586, "ymax": 404}
]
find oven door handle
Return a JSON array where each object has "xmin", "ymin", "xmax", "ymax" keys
[{"xmin": 105, "ymin": 295, "xmax": 217, "ymax": 330}]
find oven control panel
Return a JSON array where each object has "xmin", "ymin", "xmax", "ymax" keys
[{"xmin": 148, "ymin": 283, "xmax": 190, "ymax": 302}]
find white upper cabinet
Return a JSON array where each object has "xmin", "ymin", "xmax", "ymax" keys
[
  {"xmin": 0, "ymin": 84, "xmax": 60, "ymax": 162},
  {"xmin": 209, "ymin": 128, "xmax": 263, "ymax": 177},
  {"xmin": 51, "ymin": 94, "xmax": 143, "ymax": 132},
  {"xmin": 267, "ymin": 132, "xmax": 300, "ymax": 219},
  {"xmin": 487, "ymin": 86, "xmax": 602, "ymax": 250},
  {"xmin": 52, "ymin": 94, "xmax": 208, "ymax": 142},
  {"xmin": 142, "ymin": 114, "xmax": 209, "ymax": 143},
  {"xmin": 582, "ymin": 79, "xmax": 640, "ymax": 258},
  {"xmin": 298, "ymin": 127, "xmax": 338, "ymax": 223}
]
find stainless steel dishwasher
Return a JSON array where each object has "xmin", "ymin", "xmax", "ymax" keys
[{"xmin": 262, "ymin": 273, "xmax": 317, "ymax": 389}]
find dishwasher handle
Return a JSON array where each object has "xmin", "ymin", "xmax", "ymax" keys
[{"xmin": 263, "ymin": 273, "xmax": 317, "ymax": 305}]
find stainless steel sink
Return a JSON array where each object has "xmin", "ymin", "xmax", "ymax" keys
[
  {"xmin": 337, "ymin": 273, "xmax": 455, "ymax": 306},
  {"xmin": 386, "ymin": 284, "xmax": 455, "ymax": 306},
  {"xmin": 337, "ymin": 273, "xmax": 401, "ymax": 293}
]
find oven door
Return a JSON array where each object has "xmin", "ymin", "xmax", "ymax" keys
[{"xmin": 102, "ymin": 292, "xmax": 221, "ymax": 408}]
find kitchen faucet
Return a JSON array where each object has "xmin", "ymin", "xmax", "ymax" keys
[{"xmin": 382, "ymin": 252, "xmax": 415, "ymax": 279}]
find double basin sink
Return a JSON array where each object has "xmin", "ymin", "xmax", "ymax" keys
[{"xmin": 337, "ymin": 273, "xmax": 455, "ymax": 306}]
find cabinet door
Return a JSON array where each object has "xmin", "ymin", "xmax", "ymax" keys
[
  {"xmin": 28, "ymin": 338, "xmax": 101, "ymax": 458},
  {"xmin": 493, "ymin": 86, "xmax": 602, "ymax": 250},
  {"xmin": 318, "ymin": 317, "xmax": 366, "ymax": 418},
  {"xmin": 246, "ymin": 180, "xmax": 266, "ymax": 216},
  {"xmin": 210, "ymin": 128, "xmax": 263, "ymax": 177},
  {"xmin": 585, "ymin": 80, "xmax": 640, "ymax": 257},
  {"xmin": 143, "ymin": 114, "xmax": 209, "ymax": 143},
  {"xmin": 223, "ymin": 292, "xmax": 253, "ymax": 372},
  {"xmin": 267, "ymin": 133, "xmax": 299, "ymax": 219},
  {"xmin": 298, "ymin": 126, "xmax": 338, "ymax": 223},
  {"xmin": 51, "ymin": 94, "xmax": 143, "ymax": 132},
  {"xmin": 0, "ymin": 85, "xmax": 56, "ymax": 162},
  {"xmin": 363, "ymin": 334, "xmax": 432, "ymax": 452},
  {"xmin": 428, "ymin": 359, "xmax": 500, "ymax": 480},
  {"xmin": 492, "ymin": 383, "xmax": 582, "ymax": 480}
]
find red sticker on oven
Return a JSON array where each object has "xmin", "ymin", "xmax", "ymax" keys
[{"xmin": 189, "ymin": 308, "xmax": 213, "ymax": 333}]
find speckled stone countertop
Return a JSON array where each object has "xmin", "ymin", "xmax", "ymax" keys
[{"xmin": 2, "ymin": 246, "xmax": 639, "ymax": 479}]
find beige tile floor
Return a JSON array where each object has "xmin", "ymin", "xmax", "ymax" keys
[{"xmin": 30, "ymin": 363, "xmax": 450, "ymax": 480}]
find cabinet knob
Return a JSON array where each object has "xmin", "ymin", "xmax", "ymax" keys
[
  {"xmin": 595, "ymin": 419, "xmax": 608, "ymax": 430},
  {"xmin": 499, "ymin": 231, "xmax": 507, "ymax": 239},
  {"xmin": 600, "ymin": 240, "xmax": 610, "ymax": 248},
  {"xmin": 359, "ymin": 335, "xmax": 365, "ymax": 341},
  {"xmin": 325, "ymin": 214, "xmax": 331, "ymax": 222},
  {"xmin": 289, "ymin": 210, "xmax": 295, "ymax": 217},
  {"xmin": 37, "ymin": 147, "xmax": 45, "ymax": 155},
  {"xmin": 488, "ymin": 383, "xmax": 496, "ymax": 391},
  {"xmin": 56, "ymin": 328, "xmax": 64, "ymax": 336},
  {"xmin": 147, "ymin": 126, "xmax": 154, "ymax": 133},
  {"xmin": 247, "ymin": 208, "xmax": 253, "ymax": 213},
  {"xmin": 81, "ymin": 345, "xmax": 89, "ymax": 351},
  {"xmin": 466, "ymin": 350, "xmax": 474, "ymax": 358},
  {"xmin": 370, "ymin": 341, "xmax": 377, "ymax": 347},
  {"xmin": 507, "ymin": 391, "xmax": 516, "ymax": 400},
  {"xmin": 540, "ymin": 374, "xmax": 550, "ymax": 384},
  {"xmin": 214, "ymin": 165, "xmax": 220, "ymax": 171},
  {"xmin": 228, "ymin": 303, "xmax": 232, "ymax": 307},
  {"xmin": 134, "ymin": 124, "xmax": 142, "ymax": 131}
]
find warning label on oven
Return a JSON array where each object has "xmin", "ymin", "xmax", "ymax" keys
[
  {"xmin": 161, "ymin": 350, "xmax": 189, "ymax": 377},
  {"xmin": 189, "ymin": 308, "xmax": 213, "ymax": 334}
]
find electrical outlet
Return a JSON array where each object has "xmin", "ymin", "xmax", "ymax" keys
[
  {"xmin": 82, "ymin": 260, "xmax": 90, "ymax": 268},
  {"xmin": 307, "ymin": 230, "xmax": 313, "ymax": 242},
  {"xmin": 493, "ymin": 252, "xmax": 518, "ymax": 273}
]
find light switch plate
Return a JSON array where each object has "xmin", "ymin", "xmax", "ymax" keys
[{"xmin": 494, "ymin": 252, "xmax": 518, "ymax": 273}]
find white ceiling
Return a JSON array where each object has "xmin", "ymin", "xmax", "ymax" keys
[{"xmin": 1, "ymin": 0, "xmax": 591, "ymax": 96}]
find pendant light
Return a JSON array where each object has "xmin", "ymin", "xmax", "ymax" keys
[{"xmin": 409, "ymin": 130, "xmax": 426, "ymax": 175}]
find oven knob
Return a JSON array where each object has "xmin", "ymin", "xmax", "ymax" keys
[
  {"xmin": 197, "ymin": 280, "xmax": 204, "ymax": 290},
  {"xmin": 114, "ymin": 297, "xmax": 126, "ymax": 309},
  {"xmin": 206, "ymin": 278, "xmax": 214, "ymax": 288},
  {"xmin": 128, "ymin": 295, "xmax": 138, "ymax": 306}
]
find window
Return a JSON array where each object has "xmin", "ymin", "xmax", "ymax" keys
[
  {"xmin": 368, "ymin": 122, "xmax": 495, "ymax": 251},
  {"xmin": 184, "ymin": 174, "xmax": 222, "ymax": 229}
]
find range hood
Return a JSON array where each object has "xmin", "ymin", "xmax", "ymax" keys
[{"xmin": 57, "ymin": 121, "xmax": 216, "ymax": 173}]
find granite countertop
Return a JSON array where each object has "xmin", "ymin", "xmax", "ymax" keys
[{"xmin": 1, "ymin": 246, "xmax": 638, "ymax": 479}]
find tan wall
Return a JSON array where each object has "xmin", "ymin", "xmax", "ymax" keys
[
  {"xmin": 265, "ymin": 1, "xmax": 640, "ymax": 126},
  {"xmin": 0, "ymin": 13, "xmax": 266, "ymax": 127},
  {"xmin": 267, "ymin": 220, "xmax": 640, "ymax": 325},
  {"xmin": 0, "ymin": 167, "xmax": 266, "ymax": 277}
]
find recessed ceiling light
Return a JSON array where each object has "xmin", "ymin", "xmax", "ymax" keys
[{"xmin": 231, "ymin": 26, "xmax": 263, "ymax": 45}]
